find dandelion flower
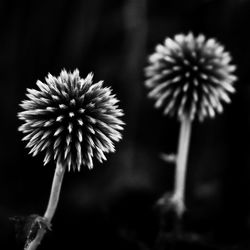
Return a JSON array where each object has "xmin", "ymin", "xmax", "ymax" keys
[
  {"xmin": 145, "ymin": 32, "xmax": 237, "ymax": 121},
  {"xmin": 18, "ymin": 69, "xmax": 124, "ymax": 171}
]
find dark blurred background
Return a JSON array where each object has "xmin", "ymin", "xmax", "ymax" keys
[{"xmin": 0, "ymin": 0, "xmax": 249, "ymax": 249}]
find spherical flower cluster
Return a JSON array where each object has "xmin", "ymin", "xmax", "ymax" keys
[
  {"xmin": 18, "ymin": 69, "xmax": 124, "ymax": 171},
  {"xmin": 145, "ymin": 33, "xmax": 237, "ymax": 121}
]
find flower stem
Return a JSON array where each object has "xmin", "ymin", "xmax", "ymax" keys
[
  {"xmin": 25, "ymin": 161, "xmax": 66, "ymax": 250},
  {"xmin": 44, "ymin": 161, "xmax": 66, "ymax": 221},
  {"xmin": 171, "ymin": 116, "xmax": 192, "ymax": 219}
]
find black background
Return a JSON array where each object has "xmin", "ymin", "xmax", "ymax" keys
[{"xmin": 0, "ymin": 0, "xmax": 249, "ymax": 249}]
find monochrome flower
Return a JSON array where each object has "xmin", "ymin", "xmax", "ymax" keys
[
  {"xmin": 18, "ymin": 69, "xmax": 124, "ymax": 170},
  {"xmin": 145, "ymin": 33, "xmax": 237, "ymax": 121}
]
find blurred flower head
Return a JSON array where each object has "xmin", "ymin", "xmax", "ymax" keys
[
  {"xmin": 18, "ymin": 69, "xmax": 124, "ymax": 171},
  {"xmin": 145, "ymin": 32, "xmax": 237, "ymax": 121}
]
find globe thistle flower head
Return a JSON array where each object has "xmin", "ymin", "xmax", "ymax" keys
[
  {"xmin": 145, "ymin": 32, "xmax": 237, "ymax": 121},
  {"xmin": 18, "ymin": 69, "xmax": 124, "ymax": 171}
]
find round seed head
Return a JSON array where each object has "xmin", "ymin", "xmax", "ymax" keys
[
  {"xmin": 145, "ymin": 32, "xmax": 237, "ymax": 121},
  {"xmin": 18, "ymin": 69, "xmax": 124, "ymax": 171}
]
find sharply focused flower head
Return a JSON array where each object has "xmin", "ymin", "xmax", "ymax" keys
[
  {"xmin": 145, "ymin": 32, "xmax": 237, "ymax": 121},
  {"xmin": 18, "ymin": 69, "xmax": 124, "ymax": 171}
]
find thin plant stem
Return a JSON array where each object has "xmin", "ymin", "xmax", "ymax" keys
[
  {"xmin": 171, "ymin": 116, "xmax": 192, "ymax": 219},
  {"xmin": 44, "ymin": 161, "xmax": 66, "ymax": 221},
  {"xmin": 25, "ymin": 161, "xmax": 66, "ymax": 250}
]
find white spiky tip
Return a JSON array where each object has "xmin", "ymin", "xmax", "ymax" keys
[
  {"xmin": 145, "ymin": 32, "xmax": 237, "ymax": 121},
  {"xmin": 18, "ymin": 69, "xmax": 125, "ymax": 171}
]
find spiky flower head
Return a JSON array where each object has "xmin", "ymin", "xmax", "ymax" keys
[
  {"xmin": 145, "ymin": 32, "xmax": 237, "ymax": 121},
  {"xmin": 18, "ymin": 69, "xmax": 124, "ymax": 171}
]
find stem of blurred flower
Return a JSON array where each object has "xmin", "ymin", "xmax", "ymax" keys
[
  {"xmin": 25, "ymin": 161, "xmax": 66, "ymax": 250},
  {"xmin": 171, "ymin": 116, "xmax": 192, "ymax": 219}
]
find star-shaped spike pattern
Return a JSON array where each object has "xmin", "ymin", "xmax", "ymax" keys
[
  {"xmin": 145, "ymin": 33, "xmax": 237, "ymax": 121},
  {"xmin": 18, "ymin": 69, "xmax": 124, "ymax": 171}
]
